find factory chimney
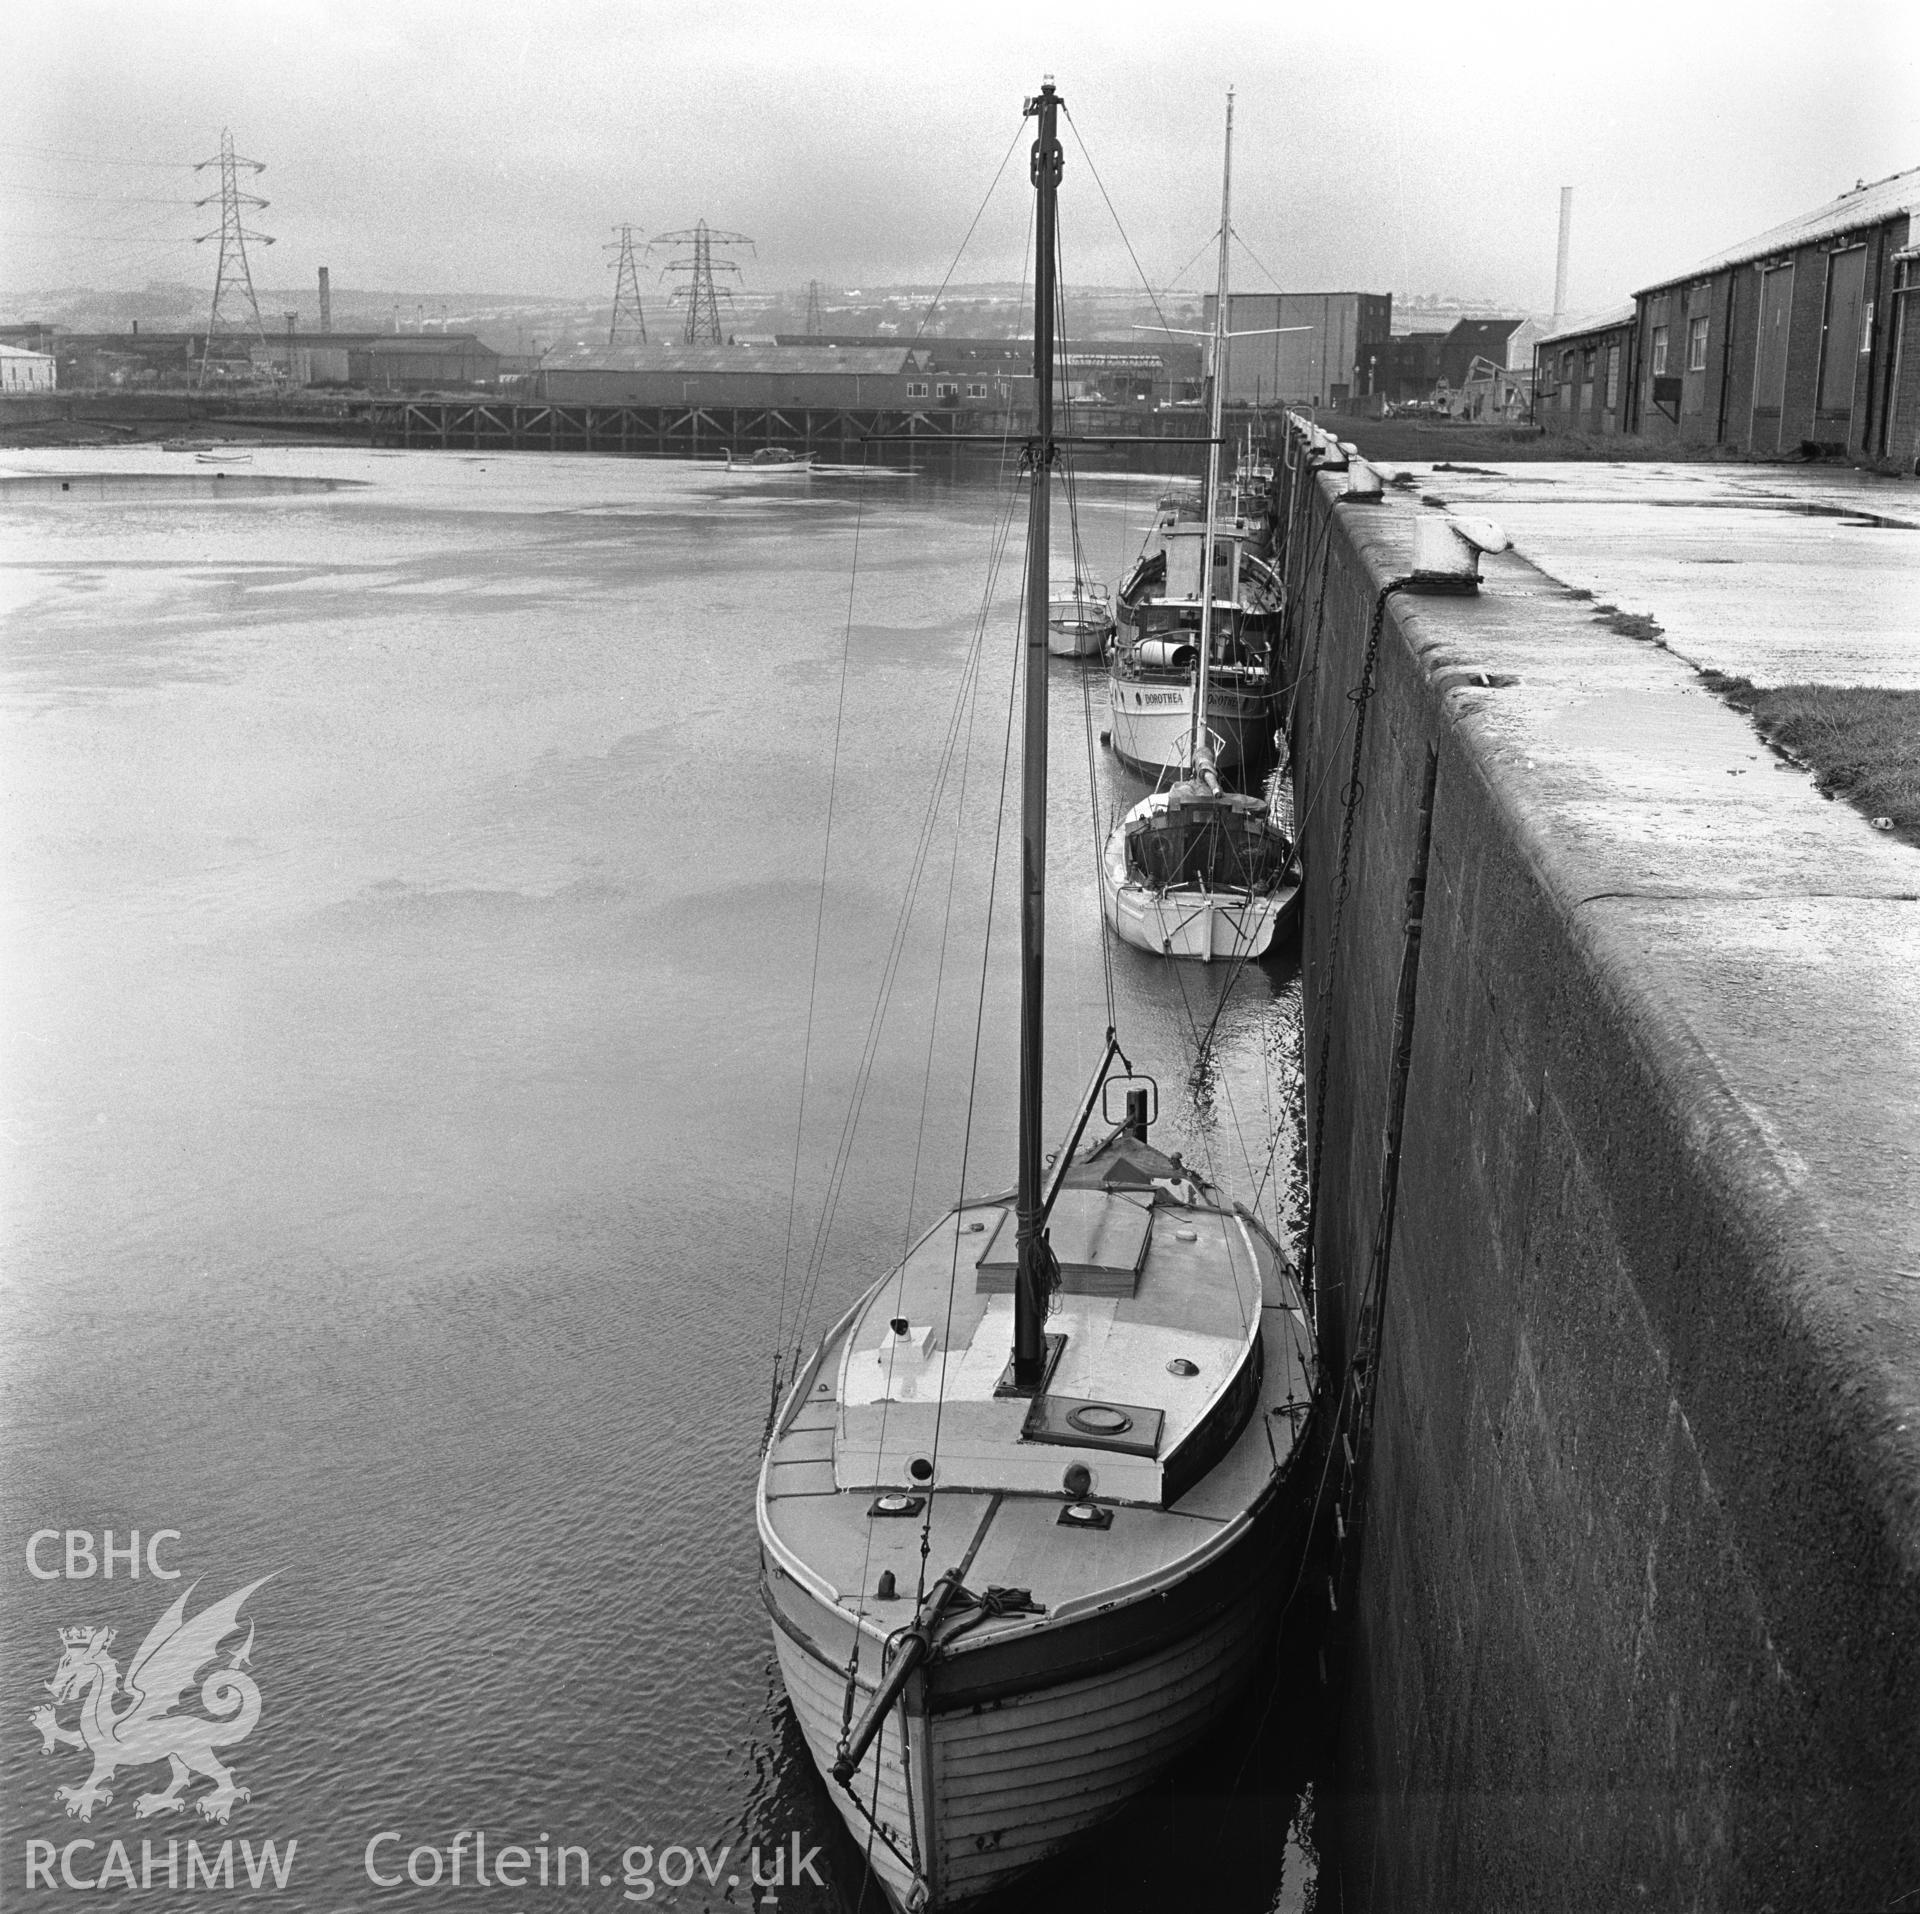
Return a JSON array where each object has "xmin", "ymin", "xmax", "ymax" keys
[
  {"xmin": 318, "ymin": 266, "xmax": 332, "ymax": 333},
  {"xmin": 1552, "ymin": 187, "xmax": 1573, "ymax": 331}
]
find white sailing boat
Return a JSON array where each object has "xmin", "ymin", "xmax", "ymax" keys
[
  {"xmin": 1106, "ymin": 175, "xmax": 1292, "ymax": 781},
  {"xmin": 757, "ymin": 82, "xmax": 1319, "ymax": 1912},
  {"xmin": 1101, "ymin": 97, "xmax": 1300, "ymax": 963},
  {"xmin": 1045, "ymin": 578, "xmax": 1115, "ymax": 657}
]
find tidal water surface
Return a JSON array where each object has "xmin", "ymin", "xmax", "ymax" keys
[{"xmin": 0, "ymin": 448, "xmax": 1326, "ymax": 1911}]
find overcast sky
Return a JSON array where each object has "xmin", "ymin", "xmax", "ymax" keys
[{"xmin": 8, "ymin": 0, "xmax": 1918, "ymax": 317}]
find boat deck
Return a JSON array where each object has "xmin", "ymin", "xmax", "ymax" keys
[{"xmin": 760, "ymin": 1142, "xmax": 1314, "ymax": 1668}]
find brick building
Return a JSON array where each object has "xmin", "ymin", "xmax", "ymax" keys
[
  {"xmin": 1534, "ymin": 165, "xmax": 1918, "ymax": 466},
  {"xmin": 1533, "ymin": 305, "xmax": 1636, "ymax": 437},
  {"xmin": 1363, "ymin": 331, "xmax": 1448, "ymax": 405}
]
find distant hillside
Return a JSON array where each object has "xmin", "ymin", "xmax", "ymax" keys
[{"xmin": 3, "ymin": 281, "xmax": 1206, "ymax": 346}]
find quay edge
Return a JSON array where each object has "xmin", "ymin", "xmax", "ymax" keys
[{"xmin": 1280, "ymin": 420, "xmax": 1920, "ymax": 1908}]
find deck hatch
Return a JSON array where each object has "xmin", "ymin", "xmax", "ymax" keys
[
  {"xmin": 1022, "ymin": 1393, "xmax": 1164, "ymax": 1457},
  {"xmin": 974, "ymin": 1188, "xmax": 1151, "ymax": 1298}
]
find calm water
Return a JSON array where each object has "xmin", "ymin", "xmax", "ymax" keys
[{"xmin": 0, "ymin": 448, "xmax": 1327, "ymax": 1910}]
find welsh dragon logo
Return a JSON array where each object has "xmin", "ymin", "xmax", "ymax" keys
[{"xmin": 30, "ymin": 1577, "xmax": 270, "ymax": 1824}]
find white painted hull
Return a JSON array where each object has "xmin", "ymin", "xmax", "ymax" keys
[
  {"xmin": 1106, "ymin": 676, "xmax": 1269, "ymax": 779},
  {"xmin": 1046, "ymin": 621, "xmax": 1107, "ymax": 658},
  {"xmin": 771, "ymin": 1574, "xmax": 1274, "ymax": 1910},
  {"xmin": 1100, "ymin": 818, "xmax": 1297, "ymax": 961},
  {"xmin": 1100, "ymin": 868, "xmax": 1297, "ymax": 962}
]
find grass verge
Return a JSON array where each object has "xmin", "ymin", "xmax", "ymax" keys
[{"xmin": 1701, "ymin": 673, "xmax": 1920, "ymax": 849}]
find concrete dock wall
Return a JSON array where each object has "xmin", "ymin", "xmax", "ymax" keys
[{"xmin": 1279, "ymin": 429, "xmax": 1920, "ymax": 1907}]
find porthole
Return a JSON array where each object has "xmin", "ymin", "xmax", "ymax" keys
[{"xmin": 1066, "ymin": 1404, "xmax": 1132, "ymax": 1437}]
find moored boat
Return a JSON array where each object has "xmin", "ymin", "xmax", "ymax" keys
[
  {"xmin": 724, "ymin": 445, "xmax": 814, "ymax": 471},
  {"xmin": 1101, "ymin": 780, "xmax": 1299, "ymax": 961},
  {"xmin": 756, "ymin": 80, "xmax": 1320, "ymax": 1913},
  {"xmin": 1101, "ymin": 96, "xmax": 1299, "ymax": 961},
  {"xmin": 1229, "ymin": 427, "xmax": 1278, "ymax": 555},
  {"xmin": 1046, "ymin": 580, "xmax": 1115, "ymax": 657},
  {"xmin": 1106, "ymin": 526, "xmax": 1281, "ymax": 779}
]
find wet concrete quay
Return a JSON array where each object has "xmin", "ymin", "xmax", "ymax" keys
[{"xmin": 1386, "ymin": 459, "xmax": 1920, "ymax": 688}]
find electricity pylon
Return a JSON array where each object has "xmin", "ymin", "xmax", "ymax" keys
[
  {"xmin": 804, "ymin": 279, "xmax": 824, "ymax": 337},
  {"xmin": 605, "ymin": 224, "xmax": 648, "ymax": 346},
  {"xmin": 193, "ymin": 129, "xmax": 272, "ymax": 387},
  {"xmin": 650, "ymin": 222, "xmax": 753, "ymax": 345}
]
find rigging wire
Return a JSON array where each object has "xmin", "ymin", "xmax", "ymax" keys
[
  {"xmin": 920, "ymin": 514, "xmax": 1030, "ymax": 1606},
  {"xmin": 1048, "ymin": 184, "xmax": 1120, "ymax": 1039},
  {"xmin": 1059, "ymin": 105, "xmax": 1183, "ymax": 353},
  {"xmin": 901, "ymin": 117, "xmax": 1028, "ymax": 349},
  {"xmin": 1158, "ymin": 227, "xmax": 1224, "ymax": 298},
  {"xmin": 918, "ymin": 182, "xmax": 1038, "ymax": 1600},
  {"xmin": 901, "ymin": 469, "xmax": 1028, "ymax": 1251},
  {"xmin": 1229, "ymin": 224, "xmax": 1290, "ymax": 296},
  {"xmin": 766, "ymin": 107, "xmax": 1032, "ymax": 1429},
  {"xmin": 778, "ymin": 499, "xmax": 1017, "ymax": 1381},
  {"xmin": 767, "ymin": 447, "xmax": 870, "ymax": 1436}
]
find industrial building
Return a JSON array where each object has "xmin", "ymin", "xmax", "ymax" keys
[
  {"xmin": 1534, "ymin": 164, "xmax": 1918, "ymax": 465},
  {"xmin": 0, "ymin": 343, "xmax": 57, "ymax": 391},
  {"xmin": 1207, "ymin": 292, "xmax": 1393, "ymax": 408},
  {"xmin": 534, "ymin": 345, "xmax": 924, "ymax": 408},
  {"xmin": 28, "ymin": 328, "xmax": 500, "ymax": 392},
  {"xmin": 1532, "ymin": 305, "xmax": 1637, "ymax": 437},
  {"xmin": 1363, "ymin": 332, "xmax": 1447, "ymax": 405},
  {"xmin": 537, "ymin": 336, "xmax": 1208, "ymax": 413}
]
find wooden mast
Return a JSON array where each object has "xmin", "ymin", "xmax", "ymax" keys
[
  {"xmin": 1186, "ymin": 89, "xmax": 1235, "ymax": 790},
  {"xmin": 1014, "ymin": 79, "xmax": 1062, "ymax": 1389}
]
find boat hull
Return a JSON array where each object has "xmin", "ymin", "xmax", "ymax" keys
[
  {"xmin": 1046, "ymin": 621, "xmax": 1108, "ymax": 658},
  {"xmin": 762, "ymin": 1461, "xmax": 1307, "ymax": 1911},
  {"xmin": 1100, "ymin": 866, "xmax": 1300, "ymax": 962},
  {"xmin": 1106, "ymin": 675, "xmax": 1272, "ymax": 780}
]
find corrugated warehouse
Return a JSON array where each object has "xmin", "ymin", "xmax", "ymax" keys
[
  {"xmin": 348, "ymin": 335, "xmax": 500, "ymax": 391},
  {"xmin": 1208, "ymin": 292, "xmax": 1393, "ymax": 407},
  {"xmin": 1533, "ymin": 305, "xmax": 1636, "ymax": 437},
  {"xmin": 535, "ymin": 346, "xmax": 917, "ymax": 407},
  {"xmin": 1628, "ymin": 165, "xmax": 1918, "ymax": 461}
]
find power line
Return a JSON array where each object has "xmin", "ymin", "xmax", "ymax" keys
[
  {"xmin": 0, "ymin": 181, "xmax": 198, "ymax": 206},
  {"xmin": 0, "ymin": 141, "xmax": 199, "ymax": 171}
]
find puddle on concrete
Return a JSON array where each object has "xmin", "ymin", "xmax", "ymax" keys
[{"xmin": 1646, "ymin": 497, "xmax": 1920, "ymax": 530}]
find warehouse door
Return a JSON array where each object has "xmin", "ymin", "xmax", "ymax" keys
[
  {"xmin": 1885, "ymin": 279, "xmax": 1919, "ymax": 472},
  {"xmin": 1816, "ymin": 246, "xmax": 1868, "ymax": 443},
  {"xmin": 1750, "ymin": 264, "xmax": 1794, "ymax": 455}
]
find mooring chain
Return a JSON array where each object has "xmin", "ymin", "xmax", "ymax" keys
[{"xmin": 1302, "ymin": 580, "xmax": 1407, "ymax": 1299}]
